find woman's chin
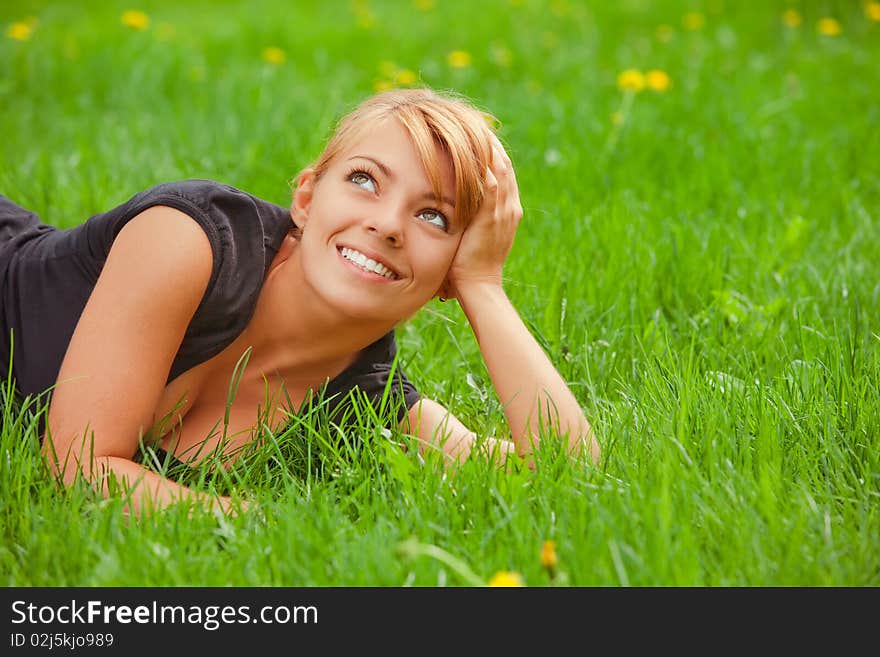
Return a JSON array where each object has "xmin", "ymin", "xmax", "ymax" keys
[{"xmin": 320, "ymin": 291, "xmax": 406, "ymax": 323}]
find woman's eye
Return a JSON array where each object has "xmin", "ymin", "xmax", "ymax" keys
[
  {"xmin": 349, "ymin": 171, "xmax": 377, "ymax": 193},
  {"xmin": 418, "ymin": 209, "xmax": 448, "ymax": 231}
]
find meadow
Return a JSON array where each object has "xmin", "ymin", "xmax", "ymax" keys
[{"xmin": 1, "ymin": 0, "xmax": 878, "ymax": 586}]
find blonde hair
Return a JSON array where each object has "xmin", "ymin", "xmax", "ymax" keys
[{"xmin": 306, "ymin": 87, "xmax": 498, "ymax": 227}]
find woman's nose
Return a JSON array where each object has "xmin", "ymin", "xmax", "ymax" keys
[{"xmin": 364, "ymin": 206, "xmax": 404, "ymax": 245}]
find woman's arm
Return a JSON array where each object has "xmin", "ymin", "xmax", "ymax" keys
[
  {"xmin": 439, "ymin": 135, "xmax": 599, "ymax": 463},
  {"xmin": 404, "ymin": 294, "xmax": 599, "ymax": 466},
  {"xmin": 456, "ymin": 282, "xmax": 598, "ymax": 461},
  {"xmin": 42, "ymin": 205, "xmax": 236, "ymax": 515},
  {"xmin": 404, "ymin": 397, "xmax": 518, "ymax": 465}
]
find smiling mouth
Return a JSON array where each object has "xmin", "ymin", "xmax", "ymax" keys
[{"xmin": 338, "ymin": 246, "xmax": 400, "ymax": 280}]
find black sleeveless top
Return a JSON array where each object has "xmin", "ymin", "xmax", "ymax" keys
[{"xmin": 0, "ymin": 180, "xmax": 420, "ymax": 427}]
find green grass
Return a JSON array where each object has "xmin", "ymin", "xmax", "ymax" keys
[{"xmin": 2, "ymin": 0, "xmax": 878, "ymax": 586}]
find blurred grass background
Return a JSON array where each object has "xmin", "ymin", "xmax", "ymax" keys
[{"xmin": 1, "ymin": 0, "xmax": 878, "ymax": 586}]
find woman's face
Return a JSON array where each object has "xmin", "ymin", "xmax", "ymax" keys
[{"xmin": 292, "ymin": 117, "xmax": 462, "ymax": 322}]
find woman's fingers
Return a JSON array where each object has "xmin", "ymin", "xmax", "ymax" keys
[
  {"xmin": 487, "ymin": 148, "xmax": 508, "ymax": 213},
  {"xmin": 491, "ymin": 137, "xmax": 515, "ymax": 195},
  {"xmin": 489, "ymin": 132, "xmax": 510, "ymax": 163},
  {"xmin": 488, "ymin": 140, "xmax": 522, "ymax": 226},
  {"xmin": 482, "ymin": 164, "xmax": 499, "ymax": 217},
  {"xmin": 445, "ymin": 137, "xmax": 521, "ymax": 293}
]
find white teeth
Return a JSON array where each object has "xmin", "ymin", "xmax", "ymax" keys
[{"xmin": 340, "ymin": 247, "xmax": 396, "ymax": 279}]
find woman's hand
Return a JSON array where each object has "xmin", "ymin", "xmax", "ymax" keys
[{"xmin": 442, "ymin": 134, "xmax": 523, "ymax": 299}]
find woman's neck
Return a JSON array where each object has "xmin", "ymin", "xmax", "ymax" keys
[{"xmin": 242, "ymin": 245, "xmax": 397, "ymax": 375}]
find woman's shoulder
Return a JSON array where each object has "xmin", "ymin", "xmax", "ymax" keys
[
  {"xmin": 96, "ymin": 179, "xmax": 289, "ymax": 249},
  {"xmin": 133, "ymin": 179, "xmax": 272, "ymax": 215},
  {"xmin": 155, "ymin": 179, "xmax": 289, "ymax": 237},
  {"xmin": 134, "ymin": 178, "xmax": 290, "ymax": 287},
  {"xmin": 91, "ymin": 179, "xmax": 243, "ymax": 230}
]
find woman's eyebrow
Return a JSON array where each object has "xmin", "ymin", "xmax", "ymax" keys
[
  {"xmin": 349, "ymin": 155, "xmax": 393, "ymax": 178},
  {"xmin": 348, "ymin": 154, "xmax": 455, "ymax": 208}
]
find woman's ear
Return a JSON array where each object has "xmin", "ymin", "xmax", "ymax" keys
[{"xmin": 291, "ymin": 168, "xmax": 316, "ymax": 228}]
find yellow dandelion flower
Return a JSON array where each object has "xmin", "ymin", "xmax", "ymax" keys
[
  {"xmin": 373, "ymin": 79, "xmax": 394, "ymax": 92},
  {"xmin": 414, "ymin": 0, "xmax": 435, "ymax": 10},
  {"xmin": 781, "ymin": 9, "xmax": 801, "ymax": 27},
  {"xmin": 6, "ymin": 22, "xmax": 33, "ymax": 41},
  {"xmin": 682, "ymin": 11, "xmax": 705, "ymax": 30},
  {"xmin": 655, "ymin": 24, "xmax": 674, "ymax": 42},
  {"xmin": 817, "ymin": 17, "xmax": 842, "ymax": 36},
  {"xmin": 393, "ymin": 69, "xmax": 417, "ymax": 86},
  {"xmin": 488, "ymin": 571, "xmax": 525, "ymax": 587},
  {"xmin": 617, "ymin": 69, "xmax": 645, "ymax": 92},
  {"xmin": 540, "ymin": 540, "xmax": 558, "ymax": 570},
  {"xmin": 262, "ymin": 46, "xmax": 286, "ymax": 65},
  {"xmin": 447, "ymin": 50, "xmax": 471, "ymax": 68},
  {"xmin": 646, "ymin": 69, "xmax": 671, "ymax": 92},
  {"xmin": 867, "ymin": 2, "xmax": 880, "ymax": 22},
  {"xmin": 121, "ymin": 10, "xmax": 150, "ymax": 31}
]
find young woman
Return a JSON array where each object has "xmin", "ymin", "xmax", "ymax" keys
[{"xmin": 0, "ymin": 87, "xmax": 599, "ymax": 515}]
